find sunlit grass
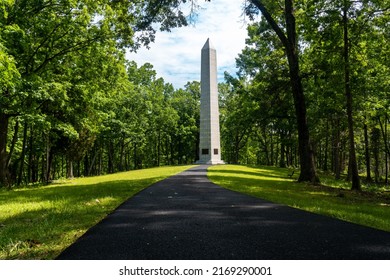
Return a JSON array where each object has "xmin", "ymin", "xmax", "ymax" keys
[
  {"xmin": 208, "ymin": 164, "xmax": 390, "ymax": 233},
  {"xmin": 3, "ymin": 164, "xmax": 389, "ymax": 259},
  {"xmin": 0, "ymin": 165, "xmax": 195, "ymax": 259}
]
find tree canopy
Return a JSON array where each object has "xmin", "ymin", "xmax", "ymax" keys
[
  {"xmin": 0, "ymin": 0, "xmax": 196, "ymax": 186},
  {"xmin": 1, "ymin": 0, "xmax": 389, "ymax": 191},
  {"xmin": 221, "ymin": 0, "xmax": 390, "ymax": 189}
]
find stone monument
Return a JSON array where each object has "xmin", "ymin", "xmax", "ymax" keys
[{"xmin": 196, "ymin": 38, "xmax": 224, "ymax": 164}]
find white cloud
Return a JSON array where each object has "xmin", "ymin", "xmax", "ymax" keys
[{"xmin": 126, "ymin": 0, "xmax": 248, "ymax": 89}]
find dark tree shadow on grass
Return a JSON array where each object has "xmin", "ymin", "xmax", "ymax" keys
[{"xmin": 0, "ymin": 177, "xmax": 165, "ymax": 259}]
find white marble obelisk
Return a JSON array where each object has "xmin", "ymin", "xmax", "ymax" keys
[{"xmin": 197, "ymin": 38, "xmax": 224, "ymax": 164}]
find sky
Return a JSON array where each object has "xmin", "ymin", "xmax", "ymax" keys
[{"xmin": 126, "ymin": 0, "xmax": 249, "ymax": 89}]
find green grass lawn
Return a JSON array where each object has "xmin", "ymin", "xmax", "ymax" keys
[
  {"xmin": 0, "ymin": 165, "xmax": 194, "ymax": 260},
  {"xmin": 208, "ymin": 164, "xmax": 390, "ymax": 233},
  {"xmin": 2, "ymin": 163, "xmax": 389, "ymax": 259}
]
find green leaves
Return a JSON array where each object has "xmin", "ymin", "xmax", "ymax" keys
[
  {"xmin": 0, "ymin": 45, "xmax": 19, "ymax": 91},
  {"xmin": 0, "ymin": 0, "xmax": 209, "ymax": 187},
  {"xmin": 233, "ymin": 0, "xmax": 389, "ymax": 184}
]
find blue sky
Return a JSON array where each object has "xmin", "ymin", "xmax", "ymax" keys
[{"xmin": 126, "ymin": 0, "xmax": 248, "ymax": 89}]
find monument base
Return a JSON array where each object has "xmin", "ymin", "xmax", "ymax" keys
[{"xmin": 195, "ymin": 159, "xmax": 225, "ymax": 165}]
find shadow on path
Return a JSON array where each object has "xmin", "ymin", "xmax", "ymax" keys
[{"xmin": 57, "ymin": 166, "xmax": 390, "ymax": 260}]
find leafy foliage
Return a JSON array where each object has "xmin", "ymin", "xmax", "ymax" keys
[
  {"xmin": 221, "ymin": 0, "xmax": 390, "ymax": 189},
  {"xmin": 1, "ymin": 0, "xmax": 389, "ymax": 191},
  {"xmin": 0, "ymin": 0, "xmax": 200, "ymax": 187}
]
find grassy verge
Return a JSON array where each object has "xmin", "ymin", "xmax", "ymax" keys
[
  {"xmin": 0, "ymin": 165, "xmax": 194, "ymax": 259},
  {"xmin": 208, "ymin": 164, "xmax": 390, "ymax": 232}
]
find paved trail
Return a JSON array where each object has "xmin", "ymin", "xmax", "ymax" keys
[{"xmin": 57, "ymin": 165, "xmax": 390, "ymax": 260}]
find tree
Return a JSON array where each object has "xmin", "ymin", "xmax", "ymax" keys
[
  {"xmin": 0, "ymin": 43, "xmax": 20, "ymax": 187},
  {"xmin": 232, "ymin": 21, "xmax": 298, "ymax": 167},
  {"xmin": 342, "ymin": 0, "xmax": 361, "ymax": 190},
  {"xmin": 0, "ymin": 0, "xmax": 194, "ymax": 187},
  {"xmin": 246, "ymin": 0, "xmax": 319, "ymax": 183},
  {"xmin": 170, "ymin": 82, "xmax": 200, "ymax": 164},
  {"xmin": 301, "ymin": 0, "xmax": 389, "ymax": 188},
  {"xmin": 219, "ymin": 76, "xmax": 256, "ymax": 164}
]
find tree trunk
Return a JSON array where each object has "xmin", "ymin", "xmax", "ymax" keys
[
  {"xmin": 332, "ymin": 118, "xmax": 342, "ymax": 179},
  {"xmin": 28, "ymin": 129, "xmax": 33, "ymax": 183},
  {"xmin": 7, "ymin": 120, "xmax": 19, "ymax": 169},
  {"xmin": 84, "ymin": 154, "xmax": 89, "ymax": 176},
  {"xmin": 17, "ymin": 122, "xmax": 28, "ymax": 185},
  {"xmin": 67, "ymin": 160, "xmax": 74, "ymax": 179},
  {"xmin": 270, "ymin": 131, "xmax": 274, "ymax": 166},
  {"xmin": 88, "ymin": 148, "xmax": 98, "ymax": 176},
  {"xmin": 0, "ymin": 113, "xmax": 10, "ymax": 187},
  {"xmin": 28, "ymin": 126, "xmax": 38, "ymax": 183},
  {"xmin": 76, "ymin": 160, "xmax": 81, "ymax": 177},
  {"xmin": 234, "ymin": 132, "xmax": 240, "ymax": 164},
  {"xmin": 386, "ymin": 116, "xmax": 389, "ymax": 186},
  {"xmin": 371, "ymin": 127, "xmax": 380, "ymax": 183},
  {"xmin": 279, "ymin": 132, "xmax": 286, "ymax": 168},
  {"xmin": 45, "ymin": 135, "xmax": 53, "ymax": 183},
  {"xmin": 133, "ymin": 142, "xmax": 138, "ymax": 170},
  {"xmin": 324, "ymin": 120, "xmax": 329, "ymax": 171},
  {"xmin": 363, "ymin": 118, "xmax": 372, "ymax": 182},
  {"xmin": 98, "ymin": 150, "xmax": 103, "ymax": 175},
  {"xmin": 119, "ymin": 138, "xmax": 125, "ymax": 171},
  {"xmin": 108, "ymin": 141, "xmax": 114, "ymax": 173},
  {"xmin": 343, "ymin": 3, "xmax": 361, "ymax": 191},
  {"xmin": 292, "ymin": 80, "xmax": 318, "ymax": 183},
  {"xmin": 261, "ymin": 128, "xmax": 270, "ymax": 165},
  {"xmin": 378, "ymin": 115, "xmax": 389, "ymax": 185},
  {"xmin": 168, "ymin": 138, "xmax": 173, "ymax": 165},
  {"xmin": 285, "ymin": 3, "xmax": 318, "ymax": 183},
  {"xmin": 251, "ymin": 0, "xmax": 319, "ymax": 183},
  {"xmin": 157, "ymin": 130, "xmax": 161, "ymax": 166}
]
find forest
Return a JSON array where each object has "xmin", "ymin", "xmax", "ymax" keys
[{"xmin": 0, "ymin": 0, "xmax": 389, "ymax": 191}]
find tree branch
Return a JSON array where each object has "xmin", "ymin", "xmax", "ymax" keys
[
  {"xmin": 284, "ymin": 0, "xmax": 296, "ymax": 48},
  {"xmin": 25, "ymin": 22, "xmax": 64, "ymax": 75},
  {"xmin": 250, "ymin": 0, "xmax": 289, "ymax": 49},
  {"xmin": 31, "ymin": 36, "xmax": 99, "ymax": 74}
]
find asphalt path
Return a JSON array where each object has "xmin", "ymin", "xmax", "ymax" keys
[{"xmin": 57, "ymin": 165, "xmax": 390, "ymax": 260}]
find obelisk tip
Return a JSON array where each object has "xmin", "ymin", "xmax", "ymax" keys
[{"xmin": 202, "ymin": 38, "xmax": 215, "ymax": 50}]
